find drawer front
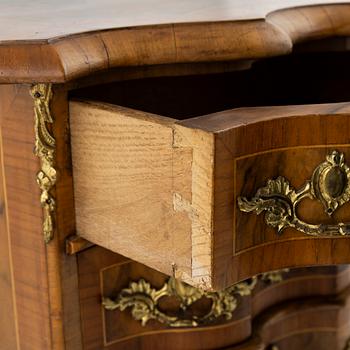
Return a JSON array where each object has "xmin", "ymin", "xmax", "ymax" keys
[
  {"xmin": 78, "ymin": 246, "xmax": 251, "ymax": 350},
  {"xmin": 235, "ymin": 147, "xmax": 350, "ymax": 254},
  {"xmin": 70, "ymin": 100, "xmax": 350, "ymax": 290},
  {"xmin": 77, "ymin": 246, "xmax": 350, "ymax": 350}
]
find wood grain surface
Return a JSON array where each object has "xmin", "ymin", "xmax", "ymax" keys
[
  {"xmin": 71, "ymin": 98, "xmax": 350, "ymax": 290},
  {"xmin": 0, "ymin": 84, "xmax": 83, "ymax": 350},
  {"xmin": 2, "ymin": 3, "xmax": 350, "ymax": 346},
  {"xmin": 0, "ymin": 3, "xmax": 350, "ymax": 82},
  {"xmin": 0, "ymin": 122, "xmax": 19, "ymax": 350},
  {"xmin": 70, "ymin": 101, "xmax": 194, "ymax": 283},
  {"xmin": 0, "ymin": 85, "xmax": 53, "ymax": 349},
  {"xmin": 194, "ymin": 103, "xmax": 350, "ymax": 289},
  {"xmin": 77, "ymin": 245, "xmax": 350, "ymax": 350},
  {"xmin": 230, "ymin": 294, "xmax": 350, "ymax": 349},
  {"xmin": 51, "ymin": 86, "xmax": 83, "ymax": 350}
]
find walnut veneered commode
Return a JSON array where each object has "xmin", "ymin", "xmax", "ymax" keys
[{"xmin": 3, "ymin": 1, "xmax": 350, "ymax": 349}]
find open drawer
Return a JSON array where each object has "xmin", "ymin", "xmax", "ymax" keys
[{"xmin": 70, "ymin": 96, "xmax": 350, "ymax": 291}]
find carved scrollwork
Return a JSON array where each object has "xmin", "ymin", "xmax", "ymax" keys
[
  {"xmin": 261, "ymin": 268, "xmax": 290, "ymax": 283},
  {"xmin": 238, "ymin": 150, "xmax": 350, "ymax": 237},
  {"xmin": 30, "ymin": 84, "xmax": 57, "ymax": 243},
  {"xmin": 102, "ymin": 270, "xmax": 288, "ymax": 328}
]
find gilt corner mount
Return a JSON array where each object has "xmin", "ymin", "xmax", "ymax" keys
[
  {"xmin": 31, "ymin": 83, "xmax": 57, "ymax": 244},
  {"xmin": 238, "ymin": 150, "xmax": 350, "ymax": 237}
]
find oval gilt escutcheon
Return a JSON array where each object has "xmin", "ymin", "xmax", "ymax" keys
[{"xmin": 324, "ymin": 167, "xmax": 347, "ymax": 199}]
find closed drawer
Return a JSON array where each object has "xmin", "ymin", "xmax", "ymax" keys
[
  {"xmin": 77, "ymin": 246, "xmax": 350, "ymax": 350},
  {"xmin": 78, "ymin": 246, "xmax": 252, "ymax": 350},
  {"xmin": 70, "ymin": 99, "xmax": 350, "ymax": 290}
]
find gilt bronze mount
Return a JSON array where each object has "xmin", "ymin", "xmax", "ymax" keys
[
  {"xmin": 102, "ymin": 270, "xmax": 288, "ymax": 328},
  {"xmin": 238, "ymin": 150, "xmax": 350, "ymax": 237},
  {"xmin": 31, "ymin": 83, "xmax": 57, "ymax": 243}
]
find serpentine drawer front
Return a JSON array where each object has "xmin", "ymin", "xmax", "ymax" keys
[
  {"xmin": 77, "ymin": 246, "xmax": 350, "ymax": 350},
  {"xmin": 5, "ymin": 1, "xmax": 350, "ymax": 349},
  {"xmin": 70, "ymin": 101, "xmax": 350, "ymax": 291}
]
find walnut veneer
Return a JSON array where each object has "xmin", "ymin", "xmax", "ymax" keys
[{"xmin": 2, "ymin": 2, "xmax": 350, "ymax": 350}]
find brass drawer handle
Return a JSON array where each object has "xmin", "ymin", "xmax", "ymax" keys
[
  {"xmin": 102, "ymin": 270, "xmax": 288, "ymax": 328},
  {"xmin": 238, "ymin": 150, "xmax": 350, "ymax": 237}
]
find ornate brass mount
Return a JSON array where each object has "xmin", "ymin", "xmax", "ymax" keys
[
  {"xmin": 238, "ymin": 151, "xmax": 350, "ymax": 237},
  {"xmin": 30, "ymin": 84, "xmax": 57, "ymax": 243},
  {"xmin": 102, "ymin": 269, "xmax": 288, "ymax": 328}
]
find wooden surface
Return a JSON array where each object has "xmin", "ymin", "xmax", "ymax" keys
[
  {"xmin": 2, "ymin": 3, "xmax": 350, "ymax": 347},
  {"xmin": 77, "ymin": 245, "xmax": 350, "ymax": 350},
  {"xmin": 70, "ymin": 101, "xmax": 194, "ymax": 283},
  {"xmin": 68, "ymin": 51, "xmax": 350, "ymax": 118},
  {"xmin": 70, "ymin": 100, "xmax": 217, "ymax": 288},
  {"xmin": 232, "ymin": 296, "xmax": 350, "ymax": 350},
  {"xmin": 51, "ymin": 85, "xmax": 83, "ymax": 350},
  {"xmin": 0, "ymin": 121, "xmax": 19, "ymax": 349},
  {"xmin": 0, "ymin": 84, "xmax": 83, "ymax": 350},
  {"xmin": 0, "ymin": 3, "xmax": 350, "ymax": 82},
  {"xmin": 0, "ymin": 85, "xmax": 53, "ymax": 349},
  {"xmin": 182, "ymin": 103, "xmax": 350, "ymax": 289},
  {"xmin": 70, "ymin": 97, "xmax": 350, "ymax": 290},
  {"xmin": 66, "ymin": 235, "xmax": 94, "ymax": 255}
]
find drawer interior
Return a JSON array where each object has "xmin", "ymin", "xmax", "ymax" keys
[{"xmin": 70, "ymin": 50, "xmax": 350, "ymax": 120}]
